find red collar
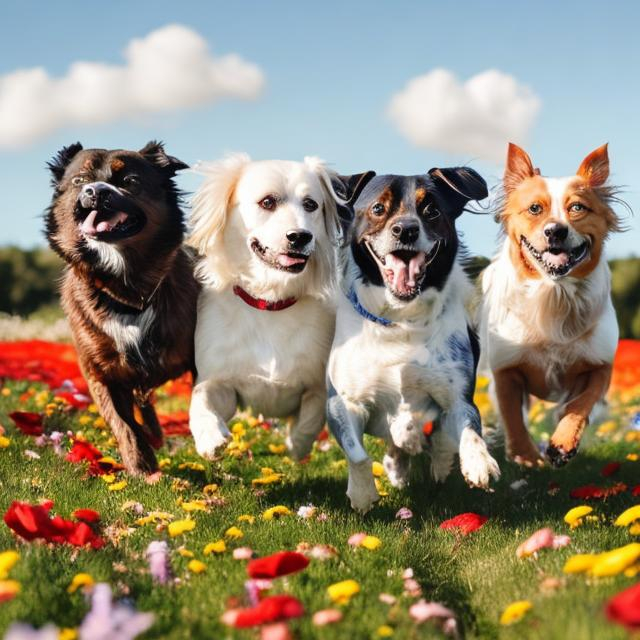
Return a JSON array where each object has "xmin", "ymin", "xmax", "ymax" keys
[{"xmin": 232, "ymin": 285, "xmax": 297, "ymax": 311}]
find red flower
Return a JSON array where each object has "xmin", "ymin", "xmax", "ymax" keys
[
  {"xmin": 601, "ymin": 462, "xmax": 621, "ymax": 477},
  {"xmin": 632, "ymin": 485, "xmax": 640, "ymax": 497},
  {"xmin": 605, "ymin": 582, "xmax": 640, "ymax": 629},
  {"xmin": 228, "ymin": 595, "xmax": 305, "ymax": 627},
  {"xmin": 9, "ymin": 411, "xmax": 44, "ymax": 436},
  {"xmin": 570, "ymin": 484, "xmax": 605, "ymax": 500},
  {"xmin": 72, "ymin": 509, "xmax": 101, "ymax": 523},
  {"xmin": 247, "ymin": 552, "xmax": 310, "ymax": 579},
  {"xmin": 3, "ymin": 500, "xmax": 104, "ymax": 549},
  {"xmin": 54, "ymin": 391, "xmax": 91, "ymax": 409},
  {"xmin": 440, "ymin": 513, "xmax": 488, "ymax": 536},
  {"xmin": 66, "ymin": 440, "xmax": 103, "ymax": 463}
]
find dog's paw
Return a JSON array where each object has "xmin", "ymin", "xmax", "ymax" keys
[
  {"xmin": 507, "ymin": 439, "xmax": 545, "ymax": 468},
  {"xmin": 429, "ymin": 430, "xmax": 456, "ymax": 483},
  {"xmin": 193, "ymin": 428, "xmax": 230, "ymax": 460},
  {"xmin": 383, "ymin": 452, "xmax": 410, "ymax": 489},
  {"xmin": 459, "ymin": 427, "xmax": 500, "ymax": 490},
  {"xmin": 546, "ymin": 442, "xmax": 578, "ymax": 468},
  {"xmin": 389, "ymin": 408, "xmax": 423, "ymax": 455},
  {"xmin": 286, "ymin": 433, "xmax": 315, "ymax": 461},
  {"xmin": 347, "ymin": 459, "xmax": 380, "ymax": 514}
]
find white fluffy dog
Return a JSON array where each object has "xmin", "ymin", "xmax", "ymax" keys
[{"xmin": 187, "ymin": 155, "xmax": 346, "ymax": 459}]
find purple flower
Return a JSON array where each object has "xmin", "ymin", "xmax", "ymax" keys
[
  {"xmin": 395, "ymin": 507, "xmax": 413, "ymax": 520},
  {"xmin": 146, "ymin": 540, "xmax": 172, "ymax": 585}
]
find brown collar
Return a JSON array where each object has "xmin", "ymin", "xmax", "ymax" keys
[{"xmin": 93, "ymin": 275, "xmax": 164, "ymax": 313}]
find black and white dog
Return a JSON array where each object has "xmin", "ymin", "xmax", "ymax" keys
[{"xmin": 327, "ymin": 168, "xmax": 500, "ymax": 512}]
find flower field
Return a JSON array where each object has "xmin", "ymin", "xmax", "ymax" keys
[{"xmin": 0, "ymin": 340, "xmax": 640, "ymax": 639}]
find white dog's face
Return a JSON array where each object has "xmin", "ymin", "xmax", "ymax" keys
[{"xmin": 190, "ymin": 156, "xmax": 342, "ymax": 300}]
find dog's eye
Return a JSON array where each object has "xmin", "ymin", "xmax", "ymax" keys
[
  {"xmin": 123, "ymin": 175, "xmax": 140, "ymax": 193},
  {"xmin": 528, "ymin": 203, "xmax": 543, "ymax": 215},
  {"xmin": 423, "ymin": 203, "xmax": 440, "ymax": 221},
  {"xmin": 371, "ymin": 203, "xmax": 385, "ymax": 216},
  {"xmin": 71, "ymin": 176, "xmax": 88, "ymax": 186},
  {"xmin": 302, "ymin": 197, "xmax": 318, "ymax": 212},
  {"xmin": 569, "ymin": 202, "xmax": 586, "ymax": 213},
  {"xmin": 259, "ymin": 196, "xmax": 277, "ymax": 211}
]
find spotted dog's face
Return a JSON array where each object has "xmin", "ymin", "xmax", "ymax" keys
[
  {"xmin": 502, "ymin": 143, "xmax": 621, "ymax": 281},
  {"xmin": 350, "ymin": 168, "xmax": 488, "ymax": 301},
  {"xmin": 45, "ymin": 142, "xmax": 188, "ymax": 266}
]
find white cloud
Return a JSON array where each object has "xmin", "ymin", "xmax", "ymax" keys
[
  {"xmin": 0, "ymin": 24, "xmax": 265, "ymax": 148},
  {"xmin": 387, "ymin": 69, "xmax": 540, "ymax": 164}
]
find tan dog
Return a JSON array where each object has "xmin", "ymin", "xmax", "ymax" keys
[{"xmin": 480, "ymin": 143, "xmax": 622, "ymax": 467}]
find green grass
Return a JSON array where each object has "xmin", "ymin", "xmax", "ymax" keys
[{"xmin": 0, "ymin": 379, "xmax": 639, "ymax": 639}]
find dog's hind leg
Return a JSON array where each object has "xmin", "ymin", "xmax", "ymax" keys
[
  {"xmin": 89, "ymin": 378, "xmax": 158, "ymax": 475},
  {"xmin": 327, "ymin": 384, "xmax": 379, "ymax": 513},
  {"xmin": 428, "ymin": 427, "xmax": 457, "ymax": 483},
  {"xmin": 189, "ymin": 379, "xmax": 236, "ymax": 459},
  {"xmin": 287, "ymin": 389, "xmax": 326, "ymax": 460},
  {"xmin": 383, "ymin": 443, "xmax": 411, "ymax": 489}
]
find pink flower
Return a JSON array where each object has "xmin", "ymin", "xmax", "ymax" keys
[
  {"xmin": 233, "ymin": 547, "xmax": 255, "ymax": 560},
  {"xmin": 395, "ymin": 507, "xmax": 413, "ymax": 520},
  {"xmin": 516, "ymin": 528, "xmax": 571, "ymax": 558},
  {"xmin": 348, "ymin": 532, "xmax": 367, "ymax": 547},
  {"xmin": 312, "ymin": 609, "xmax": 343, "ymax": 626},
  {"xmin": 146, "ymin": 541, "xmax": 172, "ymax": 584}
]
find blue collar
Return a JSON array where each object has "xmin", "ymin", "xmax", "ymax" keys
[{"xmin": 346, "ymin": 286, "xmax": 394, "ymax": 327}]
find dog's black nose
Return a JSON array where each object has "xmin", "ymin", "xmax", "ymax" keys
[
  {"xmin": 544, "ymin": 222, "xmax": 569, "ymax": 243},
  {"xmin": 286, "ymin": 229, "xmax": 313, "ymax": 249},
  {"xmin": 390, "ymin": 219, "xmax": 420, "ymax": 244},
  {"xmin": 80, "ymin": 183, "xmax": 112, "ymax": 209}
]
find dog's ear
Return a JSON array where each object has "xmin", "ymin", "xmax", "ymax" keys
[
  {"xmin": 139, "ymin": 140, "xmax": 189, "ymax": 176},
  {"xmin": 504, "ymin": 142, "xmax": 536, "ymax": 192},
  {"xmin": 428, "ymin": 166, "xmax": 488, "ymax": 218},
  {"xmin": 47, "ymin": 143, "xmax": 83, "ymax": 186},
  {"xmin": 577, "ymin": 143, "xmax": 609, "ymax": 188},
  {"xmin": 332, "ymin": 171, "xmax": 376, "ymax": 205},
  {"xmin": 187, "ymin": 154, "xmax": 250, "ymax": 255}
]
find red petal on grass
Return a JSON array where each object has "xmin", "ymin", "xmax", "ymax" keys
[
  {"xmin": 72, "ymin": 509, "xmax": 101, "ymax": 523},
  {"xmin": 3, "ymin": 500, "xmax": 104, "ymax": 549},
  {"xmin": 9, "ymin": 411, "xmax": 44, "ymax": 436},
  {"xmin": 232, "ymin": 595, "xmax": 305, "ymax": 627},
  {"xmin": 570, "ymin": 484, "xmax": 605, "ymax": 499},
  {"xmin": 605, "ymin": 582, "xmax": 640, "ymax": 628},
  {"xmin": 247, "ymin": 552, "xmax": 310, "ymax": 579},
  {"xmin": 54, "ymin": 391, "xmax": 91, "ymax": 409},
  {"xmin": 440, "ymin": 513, "xmax": 488, "ymax": 536},
  {"xmin": 632, "ymin": 485, "xmax": 640, "ymax": 497},
  {"xmin": 602, "ymin": 462, "xmax": 621, "ymax": 477},
  {"xmin": 66, "ymin": 440, "xmax": 103, "ymax": 465},
  {"xmin": 158, "ymin": 411, "xmax": 191, "ymax": 437}
]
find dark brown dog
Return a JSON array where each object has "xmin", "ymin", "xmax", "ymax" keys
[{"xmin": 45, "ymin": 141, "xmax": 200, "ymax": 474}]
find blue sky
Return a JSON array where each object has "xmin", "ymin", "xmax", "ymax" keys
[{"xmin": 1, "ymin": 0, "xmax": 638, "ymax": 258}]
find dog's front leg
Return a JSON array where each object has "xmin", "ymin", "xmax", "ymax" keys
[
  {"xmin": 327, "ymin": 386, "xmax": 379, "ymax": 513},
  {"xmin": 189, "ymin": 378, "xmax": 236, "ymax": 459},
  {"xmin": 547, "ymin": 364, "xmax": 612, "ymax": 467},
  {"xmin": 88, "ymin": 377, "xmax": 158, "ymax": 475},
  {"xmin": 287, "ymin": 389, "xmax": 326, "ymax": 460},
  {"xmin": 493, "ymin": 367, "xmax": 543, "ymax": 467},
  {"xmin": 442, "ymin": 401, "xmax": 500, "ymax": 489}
]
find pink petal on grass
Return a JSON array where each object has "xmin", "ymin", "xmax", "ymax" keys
[
  {"xmin": 312, "ymin": 609, "xmax": 343, "ymax": 626},
  {"xmin": 516, "ymin": 528, "xmax": 571, "ymax": 558},
  {"xmin": 409, "ymin": 600, "xmax": 456, "ymax": 624},
  {"xmin": 348, "ymin": 533, "xmax": 367, "ymax": 547}
]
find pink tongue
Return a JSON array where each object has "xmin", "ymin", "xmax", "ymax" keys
[
  {"xmin": 385, "ymin": 252, "xmax": 427, "ymax": 293},
  {"xmin": 277, "ymin": 254, "xmax": 306, "ymax": 267},
  {"xmin": 543, "ymin": 250, "xmax": 569, "ymax": 267},
  {"xmin": 80, "ymin": 210, "xmax": 128, "ymax": 235}
]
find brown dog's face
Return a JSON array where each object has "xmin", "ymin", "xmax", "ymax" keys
[
  {"xmin": 502, "ymin": 143, "xmax": 620, "ymax": 280},
  {"xmin": 45, "ymin": 142, "xmax": 188, "ymax": 267}
]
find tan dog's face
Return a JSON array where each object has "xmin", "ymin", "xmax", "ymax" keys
[{"xmin": 501, "ymin": 144, "xmax": 620, "ymax": 280}]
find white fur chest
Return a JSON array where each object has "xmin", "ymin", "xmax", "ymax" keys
[
  {"xmin": 102, "ymin": 306, "xmax": 155, "ymax": 361},
  {"xmin": 195, "ymin": 286, "xmax": 335, "ymax": 416}
]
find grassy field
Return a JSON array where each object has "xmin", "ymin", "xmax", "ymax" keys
[{"xmin": 0, "ymin": 362, "xmax": 639, "ymax": 639}]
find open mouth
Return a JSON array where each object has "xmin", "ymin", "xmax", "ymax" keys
[
  {"xmin": 250, "ymin": 238, "xmax": 310, "ymax": 274},
  {"xmin": 76, "ymin": 202, "xmax": 145, "ymax": 243},
  {"xmin": 520, "ymin": 235, "xmax": 589, "ymax": 278},
  {"xmin": 366, "ymin": 242, "xmax": 440, "ymax": 301}
]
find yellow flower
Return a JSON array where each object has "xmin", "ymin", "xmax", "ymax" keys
[
  {"xmin": 101, "ymin": 474, "xmax": 116, "ymax": 484},
  {"xmin": 59, "ymin": 628, "xmax": 78, "ymax": 640},
  {"xmin": 360, "ymin": 536, "xmax": 382, "ymax": 551},
  {"xmin": 596, "ymin": 420, "xmax": 617, "ymax": 435},
  {"xmin": 247, "ymin": 416, "xmax": 259, "ymax": 428},
  {"xmin": 372, "ymin": 462, "xmax": 385, "ymax": 477},
  {"xmin": 374, "ymin": 479, "xmax": 388, "ymax": 497},
  {"xmin": 231, "ymin": 423, "xmax": 246, "ymax": 438},
  {"xmin": 178, "ymin": 549, "xmax": 194, "ymax": 558},
  {"xmin": 252, "ymin": 473, "xmax": 284, "ymax": 486},
  {"xmin": 0, "ymin": 580, "xmax": 20, "ymax": 601},
  {"xmin": 108, "ymin": 480, "xmax": 128, "ymax": 491},
  {"xmin": 0, "ymin": 436, "xmax": 9, "ymax": 448},
  {"xmin": 0, "ymin": 550, "xmax": 19, "ymax": 579},
  {"xmin": 624, "ymin": 564, "xmax": 640, "ymax": 578},
  {"xmin": 377, "ymin": 625, "xmax": 394, "ymax": 637},
  {"xmin": 630, "ymin": 523, "xmax": 640, "ymax": 536},
  {"xmin": 563, "ymin": 505, "xmax": 593, "ymax": 528},
  {"xmin": 93, "ymin": 417, "xmax": 106, "ymax": 429},
  {"xmin": 225, "ymin": 526, "xmax": 244, "ymax": 539},
  {"xmin": 590, "ymin": 543, "xmax": 640, "ymax": 577},
  {"xmin": 1, "ymin": 387, "xmax": 11, "ymax": 396},
  {"xmin": 67, "ymin": 573, "xmax": 94, "ymax": 594},
  {"xmin": 88, "ymin": 403, "xmax": 98, "ymax": 413},
  {"xmin": 262, "ymin": 505, "xmax": 292, "ymax": 520},
  {"xmin": 178, "ymin": 462, "xmax": 205, "ymax": 472},
  {"xmin": 187, "ymin": 559, "xmax": 206, "ymax": 574},
  {"xmin": 203, "ymin": 484, "xmax": 219, "ymax": 495},
  {"xmin": 180, "ymin": 500, "xmax": 208, "ymax": 513},
  {"xmin": 158, "ymin": 458, "xmax": 172, "ymax": 469},
  {"xmin": 328, "ymin": 579, "xmax": 360, "ymax": 604},
  {"xmin": 168, "ymin": 519, "xmax": 196, "ymax": 537},
  {"xmin": 500, "ymin": 600, "xmax": 532, "ymax": 625},
  {"xmin": 238, "ymin": 514, "xmax": 255, "ymax": 524},
  {"xmin": 269, "ymin": 443, "xmax": 287, "ymax": 454},
  {"xmin": 78, "ymin": 416, "xmax": 92, "ymax": 426},
  {"xmin": 204, "ymin": 540, "xmax": 226, "ymax": 555},
  {"xmin": 627, "ymin": 453, "xmax": 639, "ymax": 461},
  {"xmin": 563, "ymin": 554, "xmax": 598, "ymax": 574},
  {"xmin": 615, "ymin": 505, "xmax": 640, "ymax": 527},
  {"xmin": 135, "ymin": 511, "xmax": 174, "ymax": 526}
]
